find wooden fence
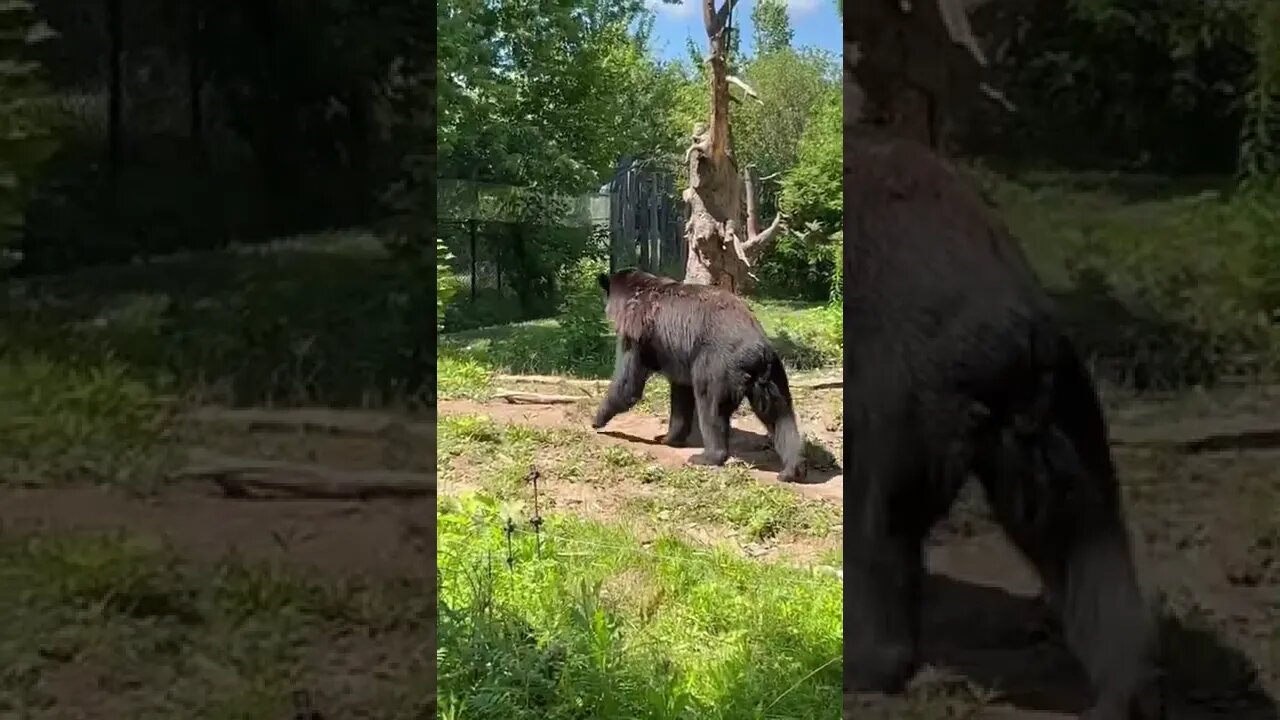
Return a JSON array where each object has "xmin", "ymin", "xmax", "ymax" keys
[{"xmin": 599, "ymin": 157, "xmax": 686, "ymax": 279}]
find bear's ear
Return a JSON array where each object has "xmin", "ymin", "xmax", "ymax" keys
[{"xmin": 597, "ymin": 273, "xmax": 610, "ymax": 292}]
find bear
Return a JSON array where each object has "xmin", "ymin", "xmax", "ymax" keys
[
  {"xmin": 591, "ymin": 268, "xmax": 807, "ymax": 484},
  {"xmin": 842, "ymin": 132, "xmax": 1165, "ymax": 720}
]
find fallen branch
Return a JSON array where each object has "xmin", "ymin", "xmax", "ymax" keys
[
  {"xmin": 172, "ymin": 449, "xmax": 433, "ymax": 500},
  {"xmin": 493, "ymin": 374, "xmax": 605, "ymax": 391},
  {"xmin": 493, "ymin": 389, "xmax": 587, "ymax": 405},
  {"xmin": 1111, "ymin": 418, "xmax": 1280, "ymax": 454},
  {"xmin": 182, "ymin": 407, "xmax": 432, "ymax": 439}
]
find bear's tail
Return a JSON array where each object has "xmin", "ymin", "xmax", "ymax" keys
[
  {"xmin": 748, "ymin": 354, "xmax": 807, "ymax": 483},
  {"xmin": 1039, "ymin": 329, "xmax": 1117, "ymax": 484},
  {"xmin": 1033, "ymin": 331, "xmax": 1164, "ymax": 718}
]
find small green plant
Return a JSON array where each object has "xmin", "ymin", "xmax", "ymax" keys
[
  {"xmin": 556, "ymin": 255, "xmax": 611, "ymax": 369},
  {"xmin": 0, "ymin": 353, "xmax": 173, "ymax": 487},
  {"xmin": 438, "ymin": 237, "xmax": 462, "ymax": 333},
  {"xmin": 828, "ymin": 231, "xmax": 843, "ymax": 307}
]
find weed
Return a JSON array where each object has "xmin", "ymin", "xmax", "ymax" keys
[{"xmin": 0, "ymin": 353, "xmax": 174, "ymax": 488}]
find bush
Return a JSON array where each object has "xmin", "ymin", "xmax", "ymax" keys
[
  {"xmin": 556, "ymin": 256, "xmax": 611, "ymax": 369},
  {"xmin": 0, "ymin": 353, "xmax": 173, "ymax": 488},
  {"xmin": 995, "ymin": 174, "xmax": 1280, "ymax": 386},
  {"xmin": 438, "ymin": 237, "xmax": 461, "ymax": 332}
]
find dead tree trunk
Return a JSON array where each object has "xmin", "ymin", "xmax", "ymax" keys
[
  {"xmin": 682, "ymin": 0, "xmax": 784, "ymax": 292},
  {"xmin": 847, "ymin": 0, "xmax": 1008, "ymax": 150}
]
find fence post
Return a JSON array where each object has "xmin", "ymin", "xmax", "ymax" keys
[{"xmin": 468, "ymin": 220, "xmax": 478, "ymax": 302}]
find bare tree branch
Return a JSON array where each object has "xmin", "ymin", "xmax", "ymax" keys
[
  {"xmin": 741, "ymin": 213, "xmax": 785, "ymax": 256},
  {"xmin": 937, "ymin": 0, "xmax": 987, "ymax": 66},
  {"xmin": 744, "ymin": 165, "xmax": 762, "ymax": 238},
  {"xmin": 739, "ymin": 164, "xmax": 785, "ymax": 260},
  {"xmin": 173, "ymin": 450, "xmax": 433, "ymax": 500},
  {"xmin": 493, "ymin": 390, "xmax": 586, "ymax": 404},
  {"xmin": 980, "ymin": 82, "xmax": 1016, "ymax": 112},
  {"xmin": 728, "ymin": 74, "xmax": 762, "ymax": 104}
]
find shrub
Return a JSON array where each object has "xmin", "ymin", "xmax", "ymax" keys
[
  {"xmin": 556, "ymin": 256, "xmax": 611, "ymax": 368},
  {"xmin": 438, "ymin": 238, "xmax": 461, "ymax": 332}
]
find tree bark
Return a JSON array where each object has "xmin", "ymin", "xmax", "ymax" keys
[
  {"xmin": 847, "ymin": 0, "xmax": 997, "ymax": 150},
  {"xmin": 682, "ymin": 0, "xmax": 784, "ymax": 292}
]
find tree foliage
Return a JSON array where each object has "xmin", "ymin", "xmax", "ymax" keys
[
  {"xmin": 733, "ymin": 49, "xmax": 838, "ymax": 182},
  {"xmin": 946, "ymin": 0, "xmax": 1280, "ymax": 178},
  {"xmin": 438, "ymin": 0, "xmax": 685, "ymax": 192},
  {"xmin": 764, "ymin": 86, "xmax": 841, "ymax": 300},
  {"xmin": 11, "ymin": 0, "xmax": 433, "ymax": 274},
  {"xmin": 752, "ymin": 0, "xmax": 793, "ymax": 54},
  {"xmin": 0, "ymin": 0, "xmax": 60, "ymax": 269}
]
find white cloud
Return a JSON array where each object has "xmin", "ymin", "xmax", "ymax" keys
[
  {"xmin": 648, "ymin": 0, "xmax": 697, "ymax": 19},
  {"xmin": 784, "ymin": 0, "xmax": 822, "ymax": 17}
]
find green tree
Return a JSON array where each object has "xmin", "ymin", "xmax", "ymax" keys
[
  {"xmin": 760, "ymin": 86, "xmax": 840, "ymax": 299},
  {"xmin": 732, "ymin": 48, "xmax": 837, "ymax": 180},
  {"xmin": 781, "ymin": 86, "xmax": 841, "ymax": 228},
  {"xmin": 438, "ymin": 0, "xmax": 682, "ymax": 192},
  {"xmin": 1240, "ymin": 0, "xmax": 1280, "ymax": 186},
  {"xmin": 752, "ymin": 0, "xmax": 793, "ymax": 53}
]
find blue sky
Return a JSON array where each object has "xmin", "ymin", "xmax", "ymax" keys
[{"xmin": 643, "ymin": 0, "xmax": 841, "ymax": 62}]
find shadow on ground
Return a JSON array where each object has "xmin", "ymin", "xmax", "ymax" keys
[
  {"xmin": 598, "ymin": 425, "xmax": 842, "ymax": 484},
  {"xmin": 847, "ymin": 574, "xmax": 1279, "ymax": 719}
]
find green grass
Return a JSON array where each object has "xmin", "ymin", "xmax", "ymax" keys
[
  {"xmin": 3, "ymin": 231, "xmax": 431, "ymax": 409},
  {"xmin": 0, "ymin": 352, "xmax": 176, "ymax": 489},
  {"xmin": 0, "ymin": 531, "xmax": 433, "ymax": 718},
  {"xmin": 983, "ymin": 169, "xmax": 1280, "ymax": 386},
  {"xmin": 630, "ymin": 464, "xmax": 840, "ymax": 542},
  {"xmin": 437, "ymin": 493, "xmax": 842, "ymax": 720}
]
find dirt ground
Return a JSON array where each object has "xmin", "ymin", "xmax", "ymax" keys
[
  {"xmin": 1, "ymin": 378, "xmax": 1277, "ymax": 719},
  {"xmin": 440, "ymin": 379, "xmax": 1280, "ymax": 719},
  {"xmin": 0, "ymin": 410, "xmax": 436, "ymax": 719}
]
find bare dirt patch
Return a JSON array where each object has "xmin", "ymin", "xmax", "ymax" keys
[
  {"xmin": 0, "ymin": 483, "xmax": 432, "ymax": 578},
  {"xmin": 439, "ymin": 396, "xmax": 845, "ymax": 504}
]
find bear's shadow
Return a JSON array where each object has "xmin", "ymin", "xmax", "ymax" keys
[
  {"xmin": 598, "ymin": 426, "xmax": 841, "ymax": 484},
  {"xmin": 896, "ymin": 574, "xmax": 1280, "ymax": 719}
]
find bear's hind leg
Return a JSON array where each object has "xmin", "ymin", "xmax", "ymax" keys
[
  {"xmin": 665, "ymin": 382, "xmax": 699, "ymax": 447},
  {"xmin": 688, "ymin": 377, "xmax": 737, "ymax": 467}
]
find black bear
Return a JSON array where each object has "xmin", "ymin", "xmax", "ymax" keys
[
  {"xmin": 843, "ymin": 134, "xmax": 1165, "ymax": 720},
  {"xmin": 592, "ymin": 268, "xmax": 807, "ymax": 483}
]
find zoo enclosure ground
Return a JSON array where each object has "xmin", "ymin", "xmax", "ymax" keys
[
  {"xmin": 442, "ymin": 373, "xmax": 1280, "ymax": 719},
  {"xmin": 3, "ymin": 171, "xmax": 1279, "ymax": 718}
]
